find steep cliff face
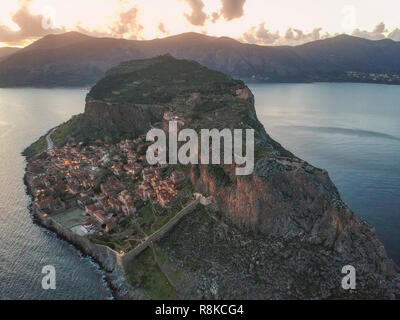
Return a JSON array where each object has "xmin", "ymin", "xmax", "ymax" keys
[
  {"xmin": 190, "ymin": 154, "xmax": 398, "ymax": 279},
  {"xmin": 185, "ymin": 88, "xmax": 399, "ymax": 296},
  {"xmin": 37, "ymin": 56, "xmax": 399, "ymax": 298},
  {"xmin": 83, "ymin": 97, "xmax": 166, "ymax": 139}
]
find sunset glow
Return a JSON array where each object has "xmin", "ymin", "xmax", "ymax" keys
[{"xmin": 0, "ymin": 0, "xmax": 399, "ymax": 47}]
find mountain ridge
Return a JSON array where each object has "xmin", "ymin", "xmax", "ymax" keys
[
  {"xmin": 1, "ymin": 31, "xmax": 400, "ymax": 87},
  {"xmin": 0, "ymin": 47, "xmax": 20, "ymax": 61}
]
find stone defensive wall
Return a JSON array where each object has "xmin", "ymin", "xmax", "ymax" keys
[{"xmin": 33, "ymin": 198, "xmax": 200, "ymax": 272}]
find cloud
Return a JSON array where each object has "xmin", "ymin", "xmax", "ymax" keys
[
  {"xmin": 0, "ymin": 1, "xmax": 143, "ymax": 44},
  {"xmin": 388, "ymin": 28, "xmax": 400, "ymax": 41},
  {"xmin": 373, "ymin": 22, "xmax": 386, "ymax": 33},
  {"xmin": 242, "ymin": 24, "xmax": 279, "ymax": 45},
  {"xmin": 212, "ymin": 0, "xmax": 246, "ymax": 23},
  {"xmin": 0, "ymin": 0, "xmax": 64, "ymax": 45},
  {"xmin": 285, "ymin": 27, "xmax": 326, "ymax": 44},
  {"xmin": 211, "ymin": 12, "xmax": 220, "ymax": 23},
  {"xmin": 352, "ymin": 22, "xmax": 387, "ymax": 40},
  {"xmin": 241, "ymin": 23, "xmax": 330, "ymax": 46},
  {"xmin": 254, "ymin": 23, "xmax": 279, "ymax": 44},
  {"xmin": 219, "ymin": 0, "xmax": 246, "ymax": 21},
  {"xmin": 109, "ymin": 7, "xmax": 143, "ymax": 39},
  {"xmin": 241, "ymin": 21, "xmax": 400, "ymax": 46},
  {"xmin": 184, "ymin": 0, "xmax": 207, "ymax": 26},
  {"xmin": 58, "ymin": 6, "xmax": 143, "ymax": 40},
  {"xmin": 158, "ymin": 22, "xmax": 169, "ymax": 35}
]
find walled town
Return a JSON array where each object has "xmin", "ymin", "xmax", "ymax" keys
[{"xmin": 25, "ymin": 136, "xmax": 186, "ymax": 242}]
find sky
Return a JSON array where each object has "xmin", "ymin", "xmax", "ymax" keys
[{"xmin": 0, "ymin": 0, "xmax": 399, "ymax": 47}]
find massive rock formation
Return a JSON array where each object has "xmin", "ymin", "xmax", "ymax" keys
[
  {"xmin": 187, "ymin": 89, "xmax": 399, "ymax": 298},
  {"xmin": 83, "ymin": 97, "xmax": 166, "ymax": 139},
  {"xmin": 35, "ymin": 55, "xmax": 400, "ymax": 299}
]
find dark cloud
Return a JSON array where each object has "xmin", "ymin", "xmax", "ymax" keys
[
  {"xmin": 109, "ymin": 7, "xmax": 143, "ymax": 39},
  {"xmin": 211, "ymin": 12, "xmax": 220, "ymax": 23},
  {"xmin": 219, "ymin": 0, "xmax": 246, "ymax": 21},
  {"xmin": 0, "ymin": 0, "xmax": 64, "ymax": 45},
  {"xmin": 158, "ymin": 22, "xmax": 169, "ymax": 35},
  {"xmin": 184, "ymin": 0, "xmax": 207, "ymax": 26},
  {"xmin": 212, "ymin": 0, "xmax": 246, "ymax": 23}
]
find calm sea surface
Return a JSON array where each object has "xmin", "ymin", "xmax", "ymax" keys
[
  {"xmin": 0, "ymin": 84, "xmax": 399, "ymax": 299},
  {"xmin": 250, "ymin": 83, "xmax": 400, "ymax": 265},
  {"xmin": 0, "ymin": 88, "xmax": 112, "ymax": 299}
]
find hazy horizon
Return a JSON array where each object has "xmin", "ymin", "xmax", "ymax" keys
[{"xmin": 1, "ymin": 0, "xmax": 400, "ymax": 48}]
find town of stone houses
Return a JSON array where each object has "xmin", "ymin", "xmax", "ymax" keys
[{"xmin": 25, "ymin": 136, "xmax": 188, "ymax": 253}]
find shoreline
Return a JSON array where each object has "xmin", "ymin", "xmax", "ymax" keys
[
  {"xmin": 22, "ymin": 161, "xmax": 132, "ymax": 300},
  {"xmin": 3, "ymin": 79, "xmax": 400, "ymax": 90}
]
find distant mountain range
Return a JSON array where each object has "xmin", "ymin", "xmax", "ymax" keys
[{"xmin": 0, "ymin": 31, "xmax": 400, "ymax": 87}]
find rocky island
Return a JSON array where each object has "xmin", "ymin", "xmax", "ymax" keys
[{"xmin": 24, "ymin": 55, "xmax": 400, "ymax": 299}]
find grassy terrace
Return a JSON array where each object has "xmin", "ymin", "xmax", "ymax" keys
[
  {"xmin": 124, "ymin": 204, "xmax": 209, "ymax": 299},
  {"xmin": 30, "ymin": 135, "xmax": 47, "ymax": 154},
  {"xmin": 125, "ymin": 247, "xmax": 180, "ymax": 299},
  {"xmin": 51, "ymin": 115, "xmax": 83, "ymax": 146}
]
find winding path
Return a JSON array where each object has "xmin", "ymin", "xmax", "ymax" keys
[{"xmin": 46, "ymin": 128, "xmax": 56, "ymax": 155}]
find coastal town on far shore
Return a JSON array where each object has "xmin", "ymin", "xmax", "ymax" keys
[
  {"xmin": 25, "ymin": 135, "xmax": 187, "ymax": 251},
  {"xmin": 345, "ymin": 71, "xmax": 400, "ymax": 83}
]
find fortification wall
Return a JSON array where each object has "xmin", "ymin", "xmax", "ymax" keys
[
  {"xmin": 33, "ymin": 209, "xmax": 123, "ymax": 272},
  {"xmin": 33, "ymin": 199, "xmax": 200, "ymax": 272},
  {"xmin": 120, "ymin": 199, "xmax": 199, "ymax": 268}
]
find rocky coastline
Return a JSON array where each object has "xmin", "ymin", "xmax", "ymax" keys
[{"xmin": 22, "ymin": 169, "xmax": 135, "ymax": 300}]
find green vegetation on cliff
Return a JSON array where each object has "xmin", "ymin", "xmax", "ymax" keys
[
  {"xmin": 125, "ymin": 247, "xmax": 178, "ymax": 299},
  {"xmin": 88, "ymin": 54, "xmax": 242, "ymax": 104},
  {"xmin": 29, "ymin": 135, "xmax": 47, "ymax": 154}
]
